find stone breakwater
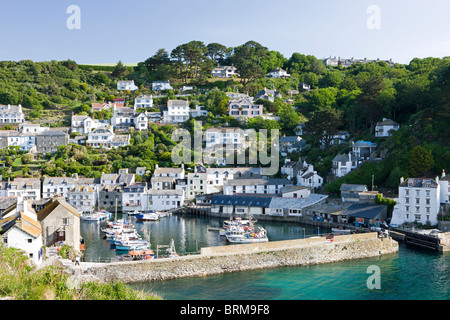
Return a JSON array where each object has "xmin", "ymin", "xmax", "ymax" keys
[{"xmin": 77, "ymin": 233, "xmax": 398, "ymax": 284}]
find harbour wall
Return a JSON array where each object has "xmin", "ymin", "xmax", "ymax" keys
[{"xmin": 77, "ymin": 232, "xmax": 399, "ymax": 284}]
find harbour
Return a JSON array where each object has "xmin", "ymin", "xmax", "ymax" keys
[{"xmin": 75, "ymin": 211, "xmax": 449, "ymax": 300}]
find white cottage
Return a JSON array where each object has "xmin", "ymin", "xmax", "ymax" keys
[{"xmin": 391, "ymin": 178, "xmax": 440, "ymax": 226}]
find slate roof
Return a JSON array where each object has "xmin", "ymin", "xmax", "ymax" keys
[
  {"xmin": 226, "ymin": 178, "xmax": 292, "ymax": 186},
  {"xmin": 211, "ymin": 193, "xmax": 328, "ymax": 209},
  {"xmin": 341, "ymin": 203, "xmax": 386, "ymax": 219},
  {"xmin": 400, "ymin": 178, "xmax": 438, "ymax": 188},
  {"xmin": 37, "ymin": 197, "xmax": 80, "ymax": 220},
  {"xmin": 211, "ymin": 195, "xmax": 273, "ymax": 207},
  {"xmin": 376, "ymin": 119, "xmax": 399, "ymax": 126},
  {"xmin": 340, "ymin": 184, "xmax": 368, "ymax": 192}
]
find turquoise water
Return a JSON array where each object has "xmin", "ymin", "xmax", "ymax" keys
[
  {"xmin": 80, "ymin": 214, "xmax": 449, "ymax": 300},
  {"xmin": 131, "ymin": 244, "xmax": 449, "ymax": 300}
]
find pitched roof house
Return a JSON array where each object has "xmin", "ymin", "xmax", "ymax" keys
[
  {"xmin": 0, "ymin": 200, "xmax": 43, "ymax": 265},
  {"xmin": 375, "ymin": 118, "xmax": 400, "ymax": 137},
  {"xmin": 37, "ymin": 197, "xmax": 81, "ymax": 251}
]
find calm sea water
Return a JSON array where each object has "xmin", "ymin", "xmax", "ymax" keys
[{"xmin": 80, "ymin": 214, "xmax": 449, "ymax": 300}]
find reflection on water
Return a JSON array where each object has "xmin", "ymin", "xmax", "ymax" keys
[
  {"xmin": 80, "ymin": 213, "xmax": 329, "ymax": 261},
  {"xmin": 81, "ymin": 214, "xmax": 449, "ymax": 300}
]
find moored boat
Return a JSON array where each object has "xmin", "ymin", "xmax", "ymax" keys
[
  {"xmin": 226, "ymin": 227, "xmax": 268, "ymax": 243},
  {"xmin": 136, "ymin": 212, "xmax": 159, "ymax": 221}
]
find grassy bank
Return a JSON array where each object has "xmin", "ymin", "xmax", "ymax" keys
[{"xmin": 0, "ymin": 244, "xmax": 162, "ymax": 300}]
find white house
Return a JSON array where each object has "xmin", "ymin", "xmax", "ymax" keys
[
  {"xmin": 147, "ymin": 189, "xmax": 184, "ymax": 211},
  {"xmin": 0, "ymin": 104, "xmax": 25, "ymax": 124},
  {"xmin": 280, "ymin": 185, "xmax": 311, "ymax": 199},
  {"xmin": 299, "ymin": 82, "xmax": 311, "ymax": 92},
  {"xmin": 67, "ymin": 186, "xmax": 97, "ymax": 214},
  {"xmin": 391, "ymin": 178, "xmax": 440, "ymax": 226},
  {"xmin": 375, "ymin": 118, "xmax": 400, "ymax": 137},
  {"xmin": 86, "ymin": 128, "xmax": 130, "ymax": 149},
  {"xmin": 352, "ymin": 140, "xmax": 377, "ymax": 160},
  {"xmin": 211, "ymin": 66, "xmax": 239, "ymax": 78},
  {"xmin": 190, "ymin": 105, "xmax": 208, "ymax": 118},
  {"xmin": 332, "ymin": 152, "xmax": 362, "ymax": 177},
  {"xmin": 152, "ymin": 80, "xmax": 173, "ymax": 91},
  {"xmin": 42, "ymin": 176, "xmax": 76, "ymax": 199},
  {"xmin": 0, "ymin": 200, "xmax": 43, "ymax": 265},
  {"xmin": 322, "ymin": 57, "xmax": 339, "ymax": 67},
  {"xmin": 162, "ymin": 100, "xmax": 190, "ymax": 123},
  {"xmin": 439, "ymin": 170, "xmax": 450, "ymax": 205},
  {"xmin": 71, "ymin": 115, "xmax": 108, "ymax": 135},
  {"xmin": 267, "ymin": 68, "xmax": 290, "ymax": 78},
  {"xmin": 117, "ymin": 80, "xmax": 138, "ymax": 91},
  {"xmin": 186, "ymin": 165, "xmax": 260, "ymax": 200},
  {"xmin": 205, "ymin": 127, "xmax": 245, "ymax": 148},
  {"xmin": 0, "ymin": 131, "xmax": 36, "ymax": 151},
  {"xmin": 19, "ymin": 123, "xmax": 49, "ymax": 134},
  {"xmin": 223, "ymin": 177, "xmax": 293, "ymax": 195},
  {"xmin": 151, "ymin": 165, "xmax": 185, "ymax": 190},
  {"xmin": 153, "ymin": 164, "xmax": 185, "ymax": 179},
  {"xmin": 122, "ymin": 183, "xmax": 148, "ymax": 212},
  {"xmin": 5, "ymin": 178, "xmax": 41, "ymax": 201},
  {"xmin": 111, "ymin": 106, "xmax": 148, "ymax": 131},
  {"xmin": 297, "ymin": 164, "xmax": 323, "ymax": 189},
  {"xmin": 134, "ymin": 95, "xmax": 154, "ymax": 109}
]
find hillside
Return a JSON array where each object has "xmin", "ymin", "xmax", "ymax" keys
[{"xmin": 0, "ymin": 41, "xmax": 449, "ymax": 192}]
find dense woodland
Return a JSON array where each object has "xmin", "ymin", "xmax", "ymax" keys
[{"xmin": 0, "ymin": 40, "xmax": 449, "ymax": 196}]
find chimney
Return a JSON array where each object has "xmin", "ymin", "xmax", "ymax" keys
[
  {"xmin": 400, "ymin": 177, "xmax": 404, "ymax": 185},
  {"xmin": 442, "ymin": 169, "xmax": 446, "ymax": 178}
]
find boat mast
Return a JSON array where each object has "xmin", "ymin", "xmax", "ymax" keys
[{"xmin": 115, "ymin": 195, "xmax": 118, "ymax": 221}]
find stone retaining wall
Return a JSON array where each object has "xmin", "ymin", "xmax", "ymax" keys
[{"xmin": 78, "ymin": 233, "xmax": 398, "ymax": 284}]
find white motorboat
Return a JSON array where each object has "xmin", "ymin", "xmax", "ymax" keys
[
  {"xmin": 226, "ymin": 226, "xmax": 268, "ymax": 243},
  {"xmin": 136, "ymin": 212, "xmax": 159, "ymax": 221}
]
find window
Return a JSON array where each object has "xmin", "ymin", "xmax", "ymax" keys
[{"xmin": 62, "ymin": 218, "xmax": 69, "ymax": 226}]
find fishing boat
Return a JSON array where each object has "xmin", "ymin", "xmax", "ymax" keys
[
  {"xmin": 136, "ymin": 211, "xmax": 159, "ymax": 221},
  {"xmin": 110, "ymin": 232, "xmax": 142, "ymax": 247},
  {"xmin": 226, "ymin": 226, "xmax": 269, "ymax": 243},
  {"xmin": 219, "ymin": 216, "xmax": 255, "ymax": 236},
  {"xmin": 114, "ymin": 240, "xmax": 150, "ymax": 251}
]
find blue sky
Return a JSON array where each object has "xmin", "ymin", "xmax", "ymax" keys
[{"xmin": 0, "ymin": 0, "xmax": 449, "ymax": 65}]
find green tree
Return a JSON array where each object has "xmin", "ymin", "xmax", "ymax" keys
[
  {"xmin": 278, "ymin": 104, "xmax": 302, "ymax": 133},
  {"xmin": 304, "ymin": 107, "xmax": 343, "ymax": 149},
  {"xmin": 112, "ymin": 61, "xmax": 128, "ymax": 78},
  {"xmin": 206, "ymin": 43, "xmax": 230, "ymax": 64},
  {"xmin": 230, "ymin": 41, "xmax": 268, "ymax": 85},
  {"xmin": 408, "ymin": 146, "xmax": 434, "ymax": 177}
]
